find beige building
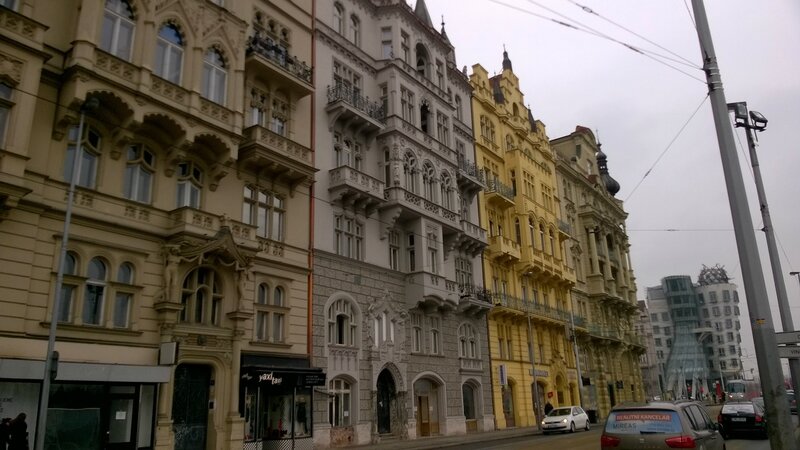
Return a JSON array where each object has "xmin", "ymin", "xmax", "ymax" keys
[
  {"xmin": 0, "ymin": 1, "xmax": 321, "ymax": 449},
  {"xmin": 552, "ymin": 127, "xmax": 645, "ymax": 420}
]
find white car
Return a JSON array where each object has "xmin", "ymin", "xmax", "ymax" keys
[{"xmin": 541, "ymin": 405, "xmax": 590, "ymax": 434}]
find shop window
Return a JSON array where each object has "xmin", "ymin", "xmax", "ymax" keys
[
  {"xmin": 101, "ymin": 0, "xmax": 135, "ymax": 61},
  {"xmin": 328, "ymin": 377, "xmax": 352, "ymax": 427}
]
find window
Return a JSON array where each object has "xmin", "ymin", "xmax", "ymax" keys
[
  {"xmin": 349, "ymin": 15, "xmax": 360, "ymax": 46},
  {"xmin": 335, "ymin": 215, "xmax": 363, "ymax": 259},
  {"xmin": 101, "ymin": 0, "xmax": 135, "ymax": 60},
  {"xmin": 455, "ymin": 257, "xmax": 472, "ymax": 288},
  {"xmin": 0, "ymin": 82, "xmax": 12, "ymax": 148},
  {"xmin": 411, "ymin": 313, "xmax": 422, "ymax": 352},
  {"xmin": 712, "ymin": 306, "xmax": 720, "ymax": 317},
  {"xmin": 654, "ymin": 338, "xmax": 662, "ymax": 346},
  {"xmin": 0, "ymin": 0, "xmax": 16, "ymax": 10},
  {"xmin": 440, "ymin": 172, "xmax": 452, "ymax": 210},
  {"xmin": 401, "ymin": 87, "xmax": 415, "ymax": 123},
  {"xmin": 381, "ymin": 27, "xmax": 392, "ymax": 59},
  {"xmin": 725, "ymin": 319, "xmax": 733, "ymax": 329},
  {"xmin": 415, "ymin": 43, "xmax": 429, "ymax": 77},
  {"xmin": 422, "ymin": 163, "xmax": 436, "ymax": 201},
  {"xmin": 429, "ymin": 316, "xmax": 441, "ymax": 355},
  {"xmin": 663, "ymin": 326, "xmax": 671, "ymax": 335},
  {"xmin": 652, "ymin": 325, "xmax": 660, "ymax": 334},
  {"xmin": 243, "ymin": 186, "xmax": 285, "ymax": 241},
  {"xmin": 113, "ymin": 262, "xmax": 134, "ymax": 328},
  {"xmin": 709, "ymin": 291, "xmax": 718, "ymax": 303},
  {"xmin": 436, "ymin": 111, "xmax": 449, "ymax": 145},
  {"xmin": 454, "ymin": 95, "xmax": 463, "ymax": 122},
  {"xmin": 180, "ymin": 267, "xmax": 223, "ymax": 325},
  {"xmin": 64, "ymin": 125, "xmax": 101, "ymax": 189},
  {"xmin": 661, "ymin": 312, "xmax": 669, "ymax": 321},
  {"xmin": 255, "ymin": 284, "xmax": 287, "ymax": 343},
  {"xmin": 459, "ymin": 323, "xmax": 478, "ymax": 359},
  {"xmin": 380, "ymin": 83, "xmax": 388, "ymax": 117},
  {"xmin": 328, "ymin": 378, "xmax": 351, "ymax": 427},
  {"xmin": 334, "ymin": 134, "xmax": 361, "ymax": 169},
  {"xmin": 406, "ymin": 233, "xmax": 416, "ymax": 272},
  {"xmin": 403, "ymin": 152, "xmax": 418, "ymax": 194},
  {"xmin": 724, "ymin": 305, "xmax": 732, "ymax": 315},
  {"xmin": 388, "ymin": 230, "xmax": 400, "ymax": 270},
  {"xmin": 176, "ymin": 161, "xmax": 203, "ymax": 208},
  {"xmin": 123, "ymin": 144, "xmax": 154, "ymax": 203},
  {"xmin": 154, "ymin": 23, "xmax": 184, "ymax": 84},
  {"xmin": 435, "ymin": 60, "xmax": 444, "ymax": 88},
  {"xmin": 333, "ymin": 3, "xmax": 344, "ymax": 34},
  {"xmin": 427, "ymin": 232, "xmax": 438, "ymax": 274},
  {"xmin": 83, "ymin": 258, "xmax": 107, "ymax": 325},
  {"xmin": 401, "ymin": 31, "xmax": 410, "ymax": 64},
  {"xmin": 58, "ymin": 252, "xmax": 79, "ymax": 323},
  {"xmin": 202, "ymin": 48, "xmax": 227, "ymax": 104},
  {"xmin": 328, "ymin": 297, "xmax": 357, "ymax": 346}
]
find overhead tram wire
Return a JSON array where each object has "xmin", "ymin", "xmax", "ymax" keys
[
  {"xmin": 486, "ymin": 0, "xmax": 707, "ymax": 84},
  {"xmin": 623, "ymin": 94, "xmax": 709, "ymax": 202},
  {"xmin": 564, "ymin": 0, "xmax": 700, "ymax": 68}
]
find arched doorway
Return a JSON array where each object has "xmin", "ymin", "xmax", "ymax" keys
[
  {"xmin": 414, "ymin": 378, "xmax": 441, "ymax": 437},
  {"xmin": 502, "ymin": 379, "xmax": 516, "ymax": 427},
  {"xmin": 172, "ymin": 364, "xmax": 212, "ymax": 450},
  {"xmin": 462, "ymin": 382, "xmax": 478, "ymax": 432},
  {"xmin": 376, "ymin": 369, "xmax": 396, "ymax": 435}
]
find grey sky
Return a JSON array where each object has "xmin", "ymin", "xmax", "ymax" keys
[{"xmin": 422, "ymin": 0, "xmax": 800, "ymax": 378}]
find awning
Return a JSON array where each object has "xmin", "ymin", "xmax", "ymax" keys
[{"xmin": 0, "ymin": 358, "xmax": 170, "ymax": 383}]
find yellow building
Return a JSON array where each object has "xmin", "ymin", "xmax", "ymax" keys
[
  {"xmin": 470, "ymin": 51, "xmax": 579, "ymax": 430},
  {"xmin": 0, "ymin": 1, "xmax": 321, "ymax": 449},
  {"xmin": 552, "ymin": 126, "xmax": 646, "ymax": 421}
]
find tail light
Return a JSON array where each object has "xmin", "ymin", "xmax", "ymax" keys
[
  {"xmin": 755, "ymin": 415, "xmax": 763, "ymax": 423},
  {"xmin": 601, "ymin": 434, "xmax": 621, "ymax": 447},
  {"xmin": 665, "ymin": 436, "xmax": 697, "ymax": 448}
]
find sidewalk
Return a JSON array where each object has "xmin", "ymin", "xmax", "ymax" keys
[{"xmin": 352, "ymin": 426, "xmax": 544, "ymax": 450}]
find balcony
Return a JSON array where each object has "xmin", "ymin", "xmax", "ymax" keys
[
  {"xmin": 238, "ymin": 125, "xmax": 316, "ymax": 192},
  {"xmin": 167, "ymin": 208, "xmax": 259, "ymax": 252},
  {"xmin": 246, "ymin": 32, "xmax": 313, "ymax": 97},
  {"xmin": 484, "ymin": 178, "xmax": 515, "ymax": 209},
  {"xmin": 382, "ymin": 187, "xmax": 460, "ymax": 229},
  {"xmin": 588, "ymin": 325, "xmax": 623, "ymax": 342},
  {"xmin": 457, "ymin": 284, "xmax": 492, "ymax": 318},
  {"xmin": 325, "ymin": 85, "xmax": 385, "ymax": 134},
  {"xmin": 405, "ymin": 272, "xmax": 458, "ymax": 312},
  {"xmin": 328, "ymin": 165, "xmax": 386, "ymax": 214},
  {"xmin": 487, "ymin": 235, "xmax": 520, "ymax": 263},
  {"xmin": 456, "ymin": 157, "xmax": 486, "ymax": 195},
  {"xmin": 459, "ymin": 220, "xmax": 488, "ymax": 256}
]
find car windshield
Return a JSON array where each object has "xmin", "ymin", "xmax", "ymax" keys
[
  {"xmin": 549, "ymin": 408, "xmax": 572, "ymax": 417},
  {"xmin": 722, "ymin": 403, "xmax": 754, "ymax": 414},
  {"xmin": 604, "ymin": 410, "xmax": 682, "ymax": 434}
]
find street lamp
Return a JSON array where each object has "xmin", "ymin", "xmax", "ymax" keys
[
  {"xmin": 35, "ymin": 97, "xmax": 100, "ymax": 450},
  {"xmin": 729, "ymin": 101, "xmax": 800, "ymax": 405}
]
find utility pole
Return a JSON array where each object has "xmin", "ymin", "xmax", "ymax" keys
[
  {"xmin": 691, "ymin": 1, "xmax": 796, "ymax": 448},
  {"xmin": 731, "ymin": 103, "xmax": 800, "ymax": 413}
]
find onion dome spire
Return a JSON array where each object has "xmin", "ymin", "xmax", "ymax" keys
[
  {"xmin": 502, "ymin": 45, "xmax": 513, "ymax": 71},
  {"xmin": 596, "ymin": 143, "xmax": 620, "ymax": 196}
]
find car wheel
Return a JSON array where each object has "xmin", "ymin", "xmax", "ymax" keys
[
  {"xmin": 570, "ymin": 422, "xmax": 575, "ymax": 433},
  {"xmin": 542, "ymin": 431, "xmax": 549, "ymax": 435},
  {"xmin": 584, "ymin": 420, "xmax": 590, "ymax": 431}
]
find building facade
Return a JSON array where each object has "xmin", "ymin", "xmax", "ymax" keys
[
  {"xmin": 552, "ymin": 127, "xmax": 645, "ymax": 421},
  {"xmin": 636, "ymin": 300, "xmax": 663, "ymax": 400},
  {"xmin": 310, "ymin": 0, "xmax": 492, "ymax": 447},
  {"xmin": 0, "ymin": 1, "xmax": 323, "ymax": 449},
  {"xmin": 471, "ymin": 51, "xmax": 580, "ymax": 430},
  {"xmin": 646, "ymin": 266, "xmax": 743, "ymax": 400}
]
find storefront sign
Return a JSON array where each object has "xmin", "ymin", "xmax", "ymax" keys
[
  {"xmin": 258, "ymin": 372, "xmax": 283, "ymax": 385},
  {"xmin": 534, "ymin": 369, "xmax": 549, "ymax": 377},
  {"xmin": 241, "ymin": 368, "xmax": 326, "ymax": 388}
]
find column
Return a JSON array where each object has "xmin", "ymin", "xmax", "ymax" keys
[{"xmin": 587, "ymin": 228, "xmax": 600, "ymax": 275}]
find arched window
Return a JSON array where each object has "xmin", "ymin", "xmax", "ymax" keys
[
  {"xmin": 329, "ymin": 377, "xmax": 352, "ymax": 427},
  {"xmin": 506, "ymin": 134, "xmax": 513, "ymax": 151},
  {"xmin": 202, "ymin": 48, "xmax": 227, "ymax": 104},
  {"xmin": 123, "ymin": 144, "xmax": 154, "ymax": 203},
  {"xmin": 514, "ymin": 218, "xmax": 521, "ymax": 244},
  {"xmin": 255, "ymin": 283, "xmax": 286, "ymax": 342},
  {"xmin": 415, "ymin": 43, "xmax": 429, "ymax": 77},
  {"xmin": 58, "ymin": 251, "xmax": 79, "ymax": 323},
  {"xmin": 101, "ymin": 0, "xmax": 135, "ymax": 60},
  {"xmin": 529, "ymin": 217, "xmax": 535, "ymax": 247},
  {"xmin": 454, "ymin": 95, "xmax": 463, "ymax": 121},
  {"xmin": 154, "ymin": 23, "xmax": 184, "ymax": 84},
  {"xmin": 327, "ymin": 297, "xmax": 357, "ymax": 346},
  {"xmin": 422, "ymin": 162, "xmax": 436, "ymax": 201},
  {"xmin": 403, "ymin": 152, "xmax": 418, "ymax": 194},
  {"xmin": 459, "ymin": 323, "xmax": 478, "ymax": 359},
  {"xmin": 64, "ymin": 125, "xmax": 102, "ymax": 189},
  {"xmin": 440, "ymin": 171, "xmax": 452, "ymax": 210},
  {"xmin": 349, "ymin": 15, "xmax": 360, "ymax": 46},
  {"xmin": 83, "ymin": 257, "xmax": 108, "ymax": 325},
  {"xmin": 176, "ymin": 161, "xmax": 203, "ymax": 208},
  {"xmin": 180, "ymin": 267, "xmax": 223, "ymax": 325},
  {"xmin": 333, "ymin": 3, "xmax": 344, "ymax": 34},
  {"xmin": 114, "ymin": 262, "xmax": 135, "ymax": 328},
  {"xmin": 463, "ymin": 383, "xmax": 477, "ymax": 420},
  {"xmin": 549, "ymin": 229, "xmax": 555, "ymax": 256},
  {"xmin": 539, "ymin": 223, "xmax": 546, "ymax": 252}
]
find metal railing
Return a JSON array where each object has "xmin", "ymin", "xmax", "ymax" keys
[
  {"xmin": 326, "ymin": 84, "xmax": 386, "ymax": 123},
  {"xmin": 246, "ymin": 32, "xmax": 312, "ymax": 84},
  {"xmin": 486, "ymin": 178, "xmax": 515, "ymax": 201}
]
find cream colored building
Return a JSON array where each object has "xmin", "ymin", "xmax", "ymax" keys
[
  {"xmin": 0, "ymin": 1, "xmax": 321, "ymax": 449},
  {"xmin": 470, "ymin": 51, "xmax": 580, "ymax": 430},
  {"xmin": 552, "ymin": 127, "xmax": 645, "ymax": 421}
]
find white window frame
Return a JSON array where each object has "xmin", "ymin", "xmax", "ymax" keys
[
  {"xmin": 154, "ymin": 23, "xmax": 184, "ymax": 84},
  {"xmin": 202, "ymin": 48, "xmax": 227, "ymax": 104},
  {"xmin": 101, "ymin": 0, "xmax": 135, "ymax": 61},
  {"xmin": 123, "ymin": 144, "xmax": 154, "ymax": 203},
  {"xmin": 176, "ymin": 161, "xmax": 203, "ymax": 208},
  {"xmin": 243, "ymin": 186, "xmax": 285, "ymax": 241}
]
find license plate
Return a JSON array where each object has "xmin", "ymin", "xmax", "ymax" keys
[{"xmin": 731, "ymin": 418, "xmax": 747, "ymax": 422}]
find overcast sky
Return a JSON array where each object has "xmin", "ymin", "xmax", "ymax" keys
[{"xmin": 421, "ymin": 0, "xmax": 800, "ymax": 378}]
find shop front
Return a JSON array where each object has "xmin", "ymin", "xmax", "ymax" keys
[{"xmin": 240, "ymin": 356, "xmax": 325, "ymax": 450}]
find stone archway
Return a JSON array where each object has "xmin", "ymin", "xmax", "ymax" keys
[
  {"xmin": 376, "ymin": 369, "xmax": 396, "ymax": 435},
  {"xmin": 413, "ymin": 377, "xmax": 443, "ymax": 437}
]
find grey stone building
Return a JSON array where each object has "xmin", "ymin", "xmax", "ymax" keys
[{"xmin": 310, "ymin": 0, "xmax": 492, "ymax": 447}]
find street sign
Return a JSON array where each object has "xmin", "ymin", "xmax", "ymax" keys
[
  {"xmin": 775, "ymin": 331, "xmax": 800, "ymax": 345},
  {"xmin": 777, "ymin": 346, "xmax": 800, "ymax": 359}
]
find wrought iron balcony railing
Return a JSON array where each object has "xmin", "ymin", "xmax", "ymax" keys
[
  {"xmin": 485, "ymin": 178, "xmax": 515, "ymax": 201},
  {"xmin": 246, "ymin": 32, "xmax": 312, "ymax": 84},
  {"xmin": 326, "ymin": 84, "xmax": 386, "ymax": 123}
]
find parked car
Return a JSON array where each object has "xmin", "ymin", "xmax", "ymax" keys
[
  {"xmin": 601, "ymin": 400, "xmax": 724, "ymax": 450},
  {"xmin": 717, "ymin": 400, "xmax": 767, "ymax": 439},
  {"xmin": 541, "ymin": 405, "xmax": 590, "ymax": 434}
]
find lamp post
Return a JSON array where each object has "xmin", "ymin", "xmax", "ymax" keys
[
  {"xmin": 35, "ymin": 97, "xmax": 100, "ymax": 450},
  {"xmin": 729, "ymin": 102, "xmax": 800, "ymax": 407}
]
